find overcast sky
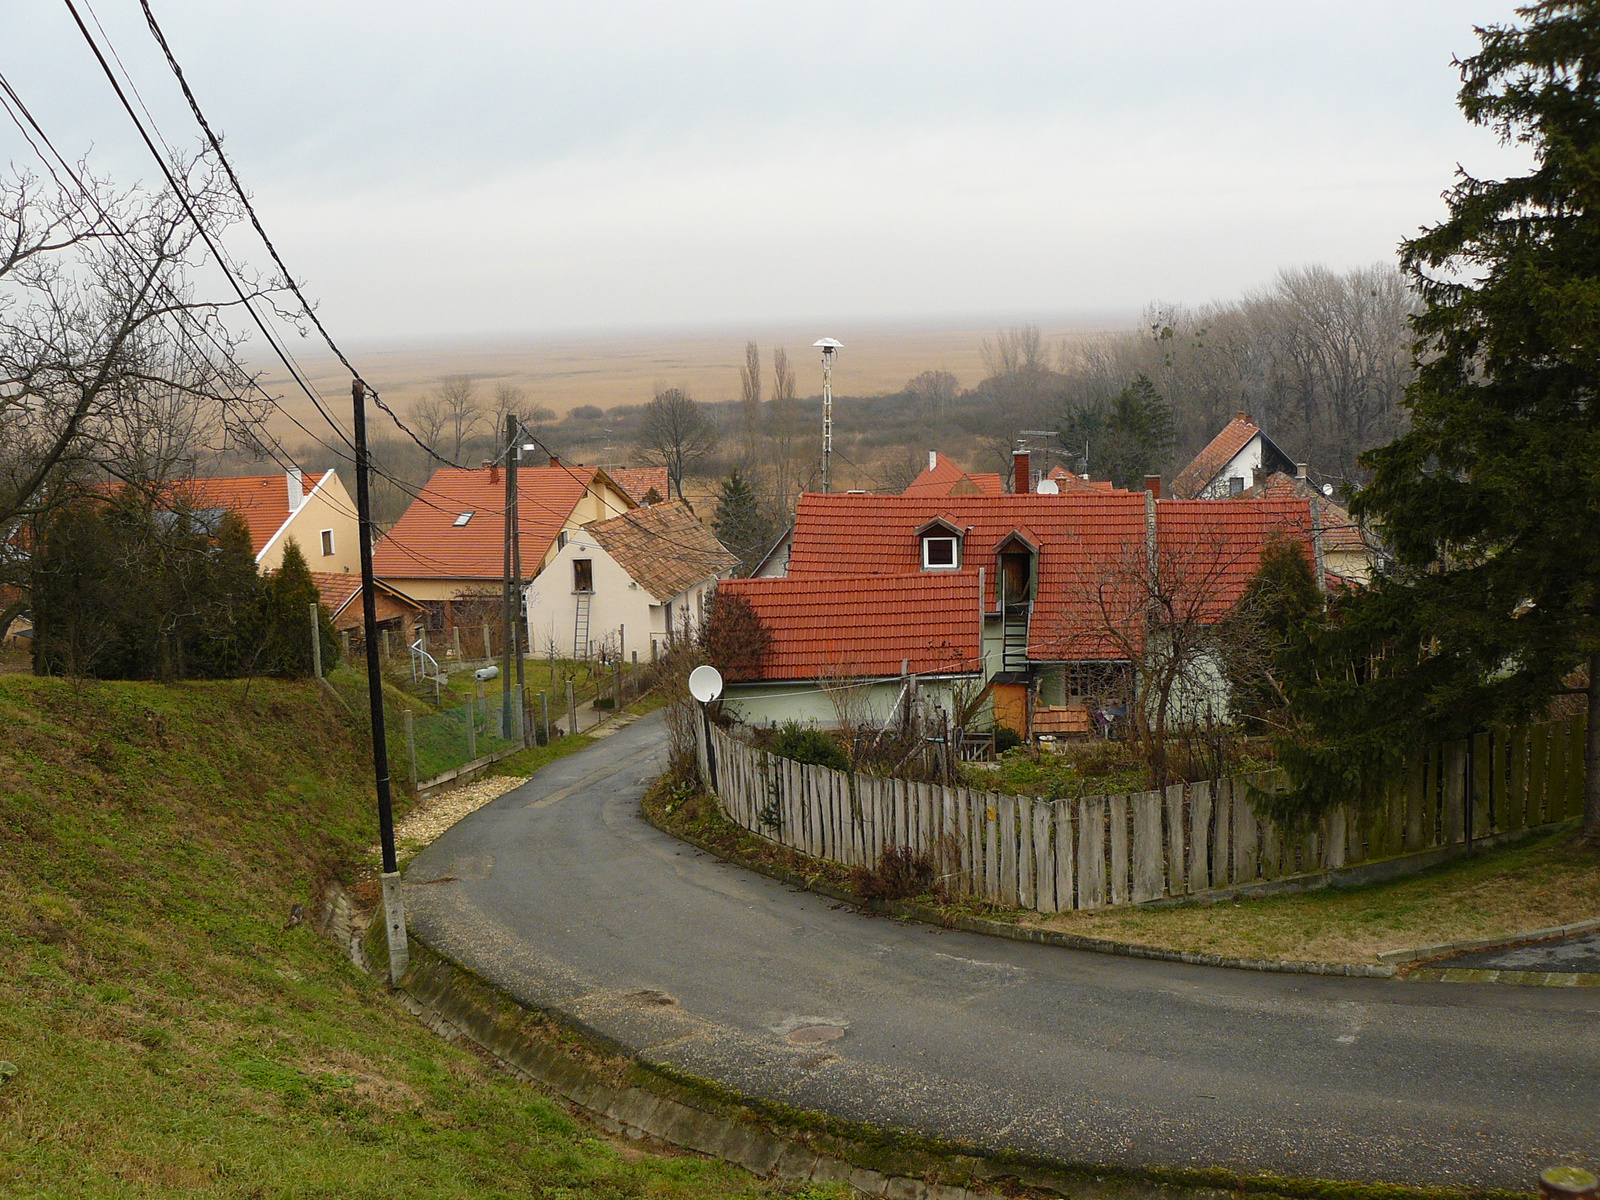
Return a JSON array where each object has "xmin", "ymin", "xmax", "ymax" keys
[{"xmin": 3, "ymin": 1, "xmax": 1531, "ymax": 342}]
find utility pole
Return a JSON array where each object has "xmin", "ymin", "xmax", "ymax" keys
[
  {"xmin": 509, "ymin": 417, "xmax": 527, "ymax": 746},
  {"xmin": 352, "ymin": 379, "xmax": 407, "ymax": 984},
  {"xmin": 500, "ymin": 413, "xmax": 515, "ymax": 738},
  {"xmin": 813, "ymin": 338, "xmax": 842, "ymax": 493}
]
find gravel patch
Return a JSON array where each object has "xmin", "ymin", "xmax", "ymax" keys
[{"xmin": 393, "ymin": 776, "xmax": 530, "ymax": 852}]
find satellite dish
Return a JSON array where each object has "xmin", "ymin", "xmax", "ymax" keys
[
  {"xmin": 1321, "ymin": 483, "xmax": 1334, "ymax": 497},
  {"xmin": 813, "ymin": 337, "xmax": 843, "ymax": 350},
  {"xmin": 1036, "ymin": 478, "xmax": 1060, "ymax": 495},
  {"xmin": 688, "ymin": 664, "xmax": 724, "ymax": 704}
]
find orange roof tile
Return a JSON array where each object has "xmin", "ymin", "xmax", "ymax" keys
[
  {"xmin": 598, "ymin": 466, "xmax": 669, "ymax": 505},
  {"xmin": 372, "ymin": 465, "xmax": 610, "ymax": 581},
  {"xmin": 782, "ymin": 491, "xmax": 1314, "ymax": 660},
  {"xmin": 903, "ymin": 453, "xmax": 1004, "ymax": 497},
  {"xmin": 173, "ymin": 472, "xmax": 332, "ymax": 555},
  {"xmin": 1237, "ymin": 471, "xmax": 1366, "ymax": 551},
  {"xmin": 584, "ymin": 500, "xmax": 739, "ymax": 600},
  {"xmin": 1045, "ymin": 465, "xmax": 1122, "ymax": 493},
  {"xmin": 719, "ymin": 572, "xmax": 981, "ymax": 680},
  {"xmin": 1171, "ymin": 414, "xmax": 1260, "ymax": 499},
  {"xmin": 310, "ymin": 571, "xmax": 424, "ymax": 620}
]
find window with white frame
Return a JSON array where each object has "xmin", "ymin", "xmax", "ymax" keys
[{"xmin": 922, "ymin": 535, "xmax": 959, "ymax": 570}]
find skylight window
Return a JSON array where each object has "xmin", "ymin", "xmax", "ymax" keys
[{"xmin": 454, "ymin": 511, "xmax": 474, "ymax": 527}]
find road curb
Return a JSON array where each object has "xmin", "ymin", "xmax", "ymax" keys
[
  {"xmin": 641, "ymin": 806, "xmax": 1400, "ymax": 980},
  {"xmin": 1378, "ymin": 915, "xmax": 1600, "ymax": 965}
]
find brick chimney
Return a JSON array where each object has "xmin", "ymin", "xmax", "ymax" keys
[
  {"xmin": 1144, "ymin": 474, "xmax": 1162, "ymax": 499},
  {"xmin": 549, "ymin": 455, "xmax": 560, "ymax": 468},
  {"xmin": 1296, "ymin": 462, "xmax": 1309, "ymax": 480},
  {"xmin": 1012, "ymin": 449, "xmax": 1031, "ymax": 495},
  {"xmin": 484, "ymin": 459, "xmax": 499, "ymax": 484}
]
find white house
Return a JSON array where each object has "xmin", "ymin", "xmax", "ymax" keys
[
  {"xmin": 1171, "ymin": 414, "xmax": 1298, "ymax": 500},
  {"xmin": 525, "ymin": 500, "xmax": 740, "ymax": 661}
]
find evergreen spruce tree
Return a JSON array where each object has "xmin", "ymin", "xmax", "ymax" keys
[
  {"xmin": 1056, "ymin": 374, "xmax": 1174, "ymax": 488},
  {"xmin": 712, "ymin": 469, "xmax": 776, "ymax": 576},
  {"xmin": 258, "ymin": 539, "xmax": 338, "ymax": 677},
  {"xmin": 1283, "ymin": 3, "xmax": 1600, "ymax": 837}
]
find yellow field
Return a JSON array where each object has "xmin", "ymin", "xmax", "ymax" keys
[{"xmin": 250, "ymin": 319, "xmax": 1130, "ymax": 440}]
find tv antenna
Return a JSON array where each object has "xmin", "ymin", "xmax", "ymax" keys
[{"xmin": 814, "ymin": 338, "xmax": 843, "ymax": 492}]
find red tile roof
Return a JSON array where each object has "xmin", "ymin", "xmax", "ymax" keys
[
  {"xmin": 373, "ymin": 465, "xmax": 613, "ymax": 581},
  {"xmin": 598, "ymin": 466, "xmax": 669, "ymax": 505},
  {"xmin": 1237, "ymin": 471, "xmax": 1366, "ymax": 551},
  {"xmin": 903, "ymin": 453, "xmax": 1004, "ymax": 497},
  {"xmin": 173, "ymin": 472, "xmax": 332, "ymax": 555},
  {"xmin": 310, "ymin": 572, "xmax": 424, "ymax": 620},
  {"xmin": 782, "ymin": 491, "xmax": 1314, "ymax": 661},
  {"xmin": 1172, "ymin": 414, "xmax": 1259, "ymax": 499},
  {"xmin": 1045, "ymin": 465, "xmax": 1122, "ymax": 493},
  {"xmin": 584, "ymin": 500, "xmax": 739, "ymax": 600},
  {"xmin": 719, "ymin": 572, "xmax": 981, "ymax": 680}
]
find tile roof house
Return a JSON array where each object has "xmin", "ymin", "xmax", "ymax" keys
[
  {"xmin": 1170, "ymin": 414, "xmax": 1298, "ymax": 500},
  {"xmin": 714, "ymin": 451, "xmax": 1316, "ymax": 737},
  {"xmin": 902, "ymin": 451, "xmax": 1004, "ymax": 497},
  {"xmin": 176, "ymin": 470, "xmax": 362, "ymax": 575},
  {"xmin": 309, "ymin": 572, "xmax": 426, "ymax": 637},
  {"xmin": 1044, "ymin": 465, "xmax": 1122, "ymax": 493},
  {"xmin": 373, "ymin": 463, "xmax": 636, "ymax": 629},
  {"xmin": 526, "ymin": 500, "xmax": 739, "ymax": 660},
  {"xmin": 1235, "ymin": 468, "xmax": 1377, "ymax": 583}
]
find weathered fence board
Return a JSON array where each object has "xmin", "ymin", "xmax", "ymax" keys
[
  {"xmin": 1108, "ymin": 794, "xmax": 1129, "ymax": 906},
  {"xmin": 1132, "ymin": 791, "xmax": 1163, "ymax": 903},
  {"xmin": 697, "ymin": 715, "xmax": 1579, "ymax": 918},
  {"xmin": 1078, "ymin": 796, "xmax": 1106, "ymax": 910}
]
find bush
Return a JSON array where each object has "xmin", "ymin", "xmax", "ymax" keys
[
  {"xmin": 769, "ymin": 721, "xmax": 848, "ymax": 770},
  {"xmin": 994, "ymin": 725, "xmax": 1022, "ymax": 754},
  {"xmin": 850, "ymin": 845, "xmax": 937, "ymax": 902}
]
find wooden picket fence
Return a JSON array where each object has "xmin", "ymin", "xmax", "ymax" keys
[{"xmin": 695, "ymin": 715, "xmax": 1588, "ymax": 911}]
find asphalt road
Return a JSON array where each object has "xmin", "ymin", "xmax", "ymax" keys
[{"xmin": 405, "ymin": 714, "xmax": 1599, "ymax": 1191}]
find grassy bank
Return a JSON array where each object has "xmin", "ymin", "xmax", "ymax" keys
[
  {"xmin": 648, "ymin": 773, "xmax": 1600, "ymax": 966},
  {"xmin": 0, "ymin": 674, "xmax": 836, "ymax": 1198}
]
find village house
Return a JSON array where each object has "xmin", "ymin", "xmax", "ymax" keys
[
  {"xmin": 597, "ymin": 466, "xmax": 669, "ymax": 506},
  {"xmin": 715, "ymin": 451, "xmax": 1316, "ymax": 740},
  {"xmin": 180, "ymin": 469, "xmax": 362, "ymax": 575},
  {"xmin": 902, "ymin": 451, "xmax": 1004, "ymax": 497},
  {"xmin": 526, "ymin": 500, "xmax": 738, "ymax": 661},
  {"xmin": 372, "ymin": 461, "xmax": 636, "ymax": 633},
  {"xmin": 308, "ymin": 572, "xmax": 426, "ymax": 640},
  {"xmin": 1170, "ymin": 413, "xmax": 1298, "ymax": 499},
  {"xmin": 1232, "ymin": 465, "xmax": 1378, "ymax": 585}
]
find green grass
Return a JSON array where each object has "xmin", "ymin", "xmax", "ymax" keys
[
  {"xmin": 487, "ymin": 732, "xmax": 597, "ymax": 778},
  {"xmin": 0, "ymin": 674, "xmax": 840, "ymax": 1199},
  {"xmin": 1029, "ymin": 823, "xmax": 1600, "ymax": 964}
]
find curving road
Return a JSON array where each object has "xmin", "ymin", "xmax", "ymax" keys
[{"xmin": 405, "ymin": 714, "xmax": 1599, "ymax": 1191}]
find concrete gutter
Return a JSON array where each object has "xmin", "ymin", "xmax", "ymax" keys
[{"xmin": 1378, "ymin": 914, "xmax": 1600, "ymax": 964}]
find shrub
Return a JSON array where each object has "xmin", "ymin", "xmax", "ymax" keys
[
  {"xmin": 769, "ymin": 721, "xmax": 848, "ymax": 771},
  {"xmin": 994, "ymin": 725, "xmax": 1022, "ymax": 754},
  {"xmin": 850, "ymin": 845, "xmax": 937, "ymax": 902}
]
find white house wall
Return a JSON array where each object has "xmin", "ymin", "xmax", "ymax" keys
[
  {"xmin": 720, "ymin": 677, "xmax": 974, "ymax": 730},
  {"xmin": 1196, "ymin": 434, "xmax": 1265, "ymax": 499},
  {"xmin": 526, "ymin": 536, "xmax": 660, "ymax": 660}
]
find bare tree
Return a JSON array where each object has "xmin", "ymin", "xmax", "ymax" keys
[
  {"xmin": 738, "ymin": 340, "xmax": 761, "ymax": 464},
  {"xmin": 634, "ymin": 386, "xmax": 717, "ymax": 502},
  {"xmin": 1046, "ymin": 528, "xmax": 1276, "ymax": 789},
  {"xmin": 904, "ymin": 369, "xmax": 958, "ymax": 419},
  {"xmin": 436, "ymin": 375, "xmax": 483, "ymax": 462},
  {"xmin": 409, "ymin": 394, "xmax": 450, "ymax": 456}
]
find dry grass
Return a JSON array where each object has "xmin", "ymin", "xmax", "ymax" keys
[{"xmin": 1024, "ymin": 826, "xmax": 1600, "ymax": 964}]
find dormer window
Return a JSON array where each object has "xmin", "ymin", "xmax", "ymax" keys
[
  {"xmin": 922, "ymin": 536, "xmax": 959, "ymax": 570},
  {"xmin": 916, "ymin": 516, "xmax": 964, "ymax": 571}
]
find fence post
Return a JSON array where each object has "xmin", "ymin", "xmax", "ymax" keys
[
  {"xmin": 465, "ymin": 691, "xmax": 476, "ymax": 761},
  {"xmin": 381, "ymin": 628, "xmax": 390, "ymax": 661},
  {"xmin": 540, "ymin": 691, "xmax": 549, "ymax": 744},
  {"xmin": 404, "ymin": 709, "xmax": 417, "ymax": 791},
  {"xmin": 483, "ymin": 624, "xmax": 492, "ymax": 659},
  {"xmin": 567, "ymin": 680, "xmax": 576, "ymax": 734},
  {"xmin": 339, "ymin": 629, "xmax": 350, "ymax": 663},
  {"xmin": 309, "ymin": 603, "xmax": 322, "ymax": 679},
  {"xmin": 452, "ymin": 625, "xmax": 462, "ymax": 661}
]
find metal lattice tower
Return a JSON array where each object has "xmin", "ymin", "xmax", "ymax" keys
[{"xmin": 813, "ymin": 338, "xmax": 842, "ymax": 492}]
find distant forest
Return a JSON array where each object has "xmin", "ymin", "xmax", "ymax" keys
[{"xmin": 270, "ymin": 262, "xmax": 1416, "ymax": 527}]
